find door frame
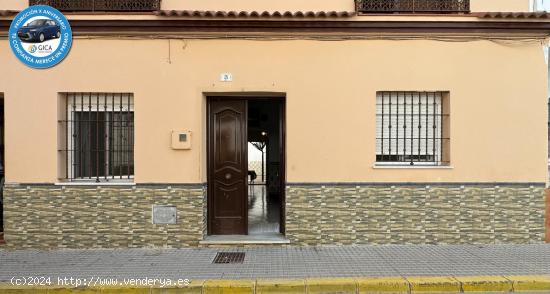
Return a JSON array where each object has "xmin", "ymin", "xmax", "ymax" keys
[{"xmin": 206, "ymin": 95, "xmax": 286, "ymax": 236}]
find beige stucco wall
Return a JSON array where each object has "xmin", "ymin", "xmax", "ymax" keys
[
  {"xmin": 0, "ymin": 0, "xmax": 531, "ymax": 12},
  {"xmin": 0, "ymin": 37, "xmax": 547, "ymax": 184},
  {"xmin": 160, "ymin": 0, "xmax": 355, "ymax": 12},
  {"xmin": 471, "ymin": 0, "xmax": 530, "ymax": 12},
  {"xmin": 164, "ymin": 0, "xmax": 529, "ymax": 13},
  {"xmin": 0, "ymin": 0, "xmax": 26, "ymax": 11}
]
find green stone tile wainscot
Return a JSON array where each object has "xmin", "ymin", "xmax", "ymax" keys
[
  {"xmin": 285, "ymin": 184, "xmax": 546, "ymax": 245},
  {"xmin": 3, "ymin": 185, "xmax": 206, "ymax": 249},
  {"xmin": 3, "ymin": 183, "xmax": 546, "ymax": 248}
]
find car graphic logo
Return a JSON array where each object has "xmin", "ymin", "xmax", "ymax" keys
[{"xmin": 8, "ymin": 5, "xmax": 72, "ymax": 69}]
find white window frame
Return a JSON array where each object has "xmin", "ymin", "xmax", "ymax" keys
[{"xmin": 375, "ymin": 91, "xmax": 446, "ymax": 166}]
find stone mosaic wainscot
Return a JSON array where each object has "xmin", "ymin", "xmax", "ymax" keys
[
  {"xmin": 285, "ymin": 184, "xmax": 546, "ymax": 245},
  {"xmin": 3, "ymin": 184, "xmax": 206, "ymax": 249},
  {"xmin": 3, "ymin": 183, "xmax": 547, "ymax": 248}
]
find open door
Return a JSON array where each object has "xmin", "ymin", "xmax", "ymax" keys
[
  {"xmin": 207, "ymin": 99, "xmax": 248, "ymax": 235},
  {"xmin": 207, "ymin": 96, "xmax": 285, "ymax": 238}
]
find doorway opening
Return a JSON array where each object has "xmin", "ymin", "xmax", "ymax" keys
[
  {"xmin": 247, "ymin": 100, "xmax": 282, "ymax": 235},
  {"xmin": 207, "ymin": 97, "xmax": 285, "ymax": 238}
]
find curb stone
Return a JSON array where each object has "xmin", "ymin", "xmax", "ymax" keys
[
  {"xmin": 406, "ymin": 276, "xmax": 461, "ymax": 293},
  {"xmin": 0, "ymin": 275, "xmax": 549, "ymax": 293},
  {"xmin": 256, "ymin": 279, "xmax": 305, "ymax": 294},
  {"xmin": 454, "ymin": 276, "xmax": 513, "ymax": 292}
]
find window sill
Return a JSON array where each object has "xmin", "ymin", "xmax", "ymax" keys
[
  {"xmin": 55, "ymin": 181, "xmax": 136, "ymax": 186},
  {"xmin": 373, "ymin": 165, "xmax": 453, "ymax": 169}
]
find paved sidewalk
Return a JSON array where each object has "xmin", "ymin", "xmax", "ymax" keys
[{"xmin": 1, "ymin": 244, "xmax": 550, "ymax": 281}]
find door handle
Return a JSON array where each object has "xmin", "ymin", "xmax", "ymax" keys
[{"xmin": 225, "ymin": 173, "xmax": 232, "ymax": 180}]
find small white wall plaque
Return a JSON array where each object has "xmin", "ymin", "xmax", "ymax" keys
[
  {"xmin": 152, "ymin": 205, "xmax": 177, "ymax": 224},
  {"xmin": 171, "ymin": 130, "xmax": 192, "ymax": 150},
  {"xmin": 220, "ymin": 73, "xmax": 233, "ymax": 82}
]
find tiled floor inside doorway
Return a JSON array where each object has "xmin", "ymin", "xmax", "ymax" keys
[
  {"xmin": 201, "ymin": 184, "xmax": 286, "ymax": 244},
  {"xmin": 248, "ymin": 185, "xmax": 280, "ymax": 235}
]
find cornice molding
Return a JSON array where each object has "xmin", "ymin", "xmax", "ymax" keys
[{"xmin": 1, "ymin": 19, "xmax": 550, "ymax": 35}]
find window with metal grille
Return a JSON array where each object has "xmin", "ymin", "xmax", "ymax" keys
[
  {"xmin": 60, "ymin": 93, "xmax": 134, "ymax": 182},
  {"xmin": 376, "ymin": 91, "xmax": 449, "ymax": 166}
]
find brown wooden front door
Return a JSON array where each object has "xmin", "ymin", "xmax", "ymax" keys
[{"xmin": 208, "ymin": 99, "xmax": 248, "ymax": 235}]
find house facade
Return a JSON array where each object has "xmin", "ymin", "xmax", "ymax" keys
[{"xmin": 0, "ymin": 0, "xmax": 549, "ymax": 248}]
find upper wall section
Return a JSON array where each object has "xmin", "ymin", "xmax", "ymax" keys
[
  {"xmin": 162, "ymin": 0, "xmax": 530, "ymax": 13},
  {"xmin": 161, "ymin": 0, "xmax": 355, "ymax": 12},
  {"xmin": 1, "ymin": 0, "xmax": 26, "ymax": 11},
  {"xmin": 0, "ymin": 0, "xmax": 531, "ymax": 13},
  {"xmin": 162, "ymin": 0, "xmax": 529, "ymax": 12},
  {"xmin": 471, "ymin": 0, "xmax": 529, "ymax": 12}
]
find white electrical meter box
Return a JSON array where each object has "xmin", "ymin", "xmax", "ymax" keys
[{"xmin": 171, "ymin": 130, "xmax": 192, "ymax": 150}]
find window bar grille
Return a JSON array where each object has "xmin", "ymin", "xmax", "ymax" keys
[
  {"xmin": 118, "ymin": 93, "xmax": 123, "ymax": 179},
  {"xmin": 79, "ymin": 93, "xmax": 84, "ymax": 179},
  {"xmin": 409, "ymin": 92, "xmax": 413, "ymax": 165},
  {"xmin": 388, "ymin": 93, "xmax": 392, "ymax": 159},
  {"xmin": 62, "ymin": 93, "xmax": 134, "ymax": 181},
  {"xmin": 381, "ymin": 93, "xmax": 385, "ymax": 161},
  {"xmin": 103, "ymin": 94, "xmax": 108, "ymax": 181},
  {"xmin": 95, "ymin": 93, "xmax": 99, "ymax": 182},
  {"xmin": 127, "ymin": 94, "xmax": 131, "ymax": 178},
  {"xmin": 417, "ymin": 94, "xmax": 421, "ymax": 161},
  {"xmin": 425, "ymin": 93, "xmax": 429, "ymax": 162},
  {"xmin": 396, "ymin": 92, "xmax": 399, "ymax": 160},
  {"xmin": 65, "ymin": 94, "xmax": 69, "ymax": 181},
  {"xmin": 439, "ymin": 93, "xmax": 443, "ymax": 165},
  {"xmin": 73, "ymin": 95, "xmax": 78, "ymax": 178},
  {"xmin": 403, "ymin": 93, "xmax": 407, "ymax": 159},
  {"xmin": 433, "ymin": 94, "xmax": 437, "ymax": 164},
  {"xmin": 88, "ymin": 93, "xmax": 92, "ymax": 180},
  {"xmin": 376, "ymin": 91, "xmax": 445, "ymax": 165},
  {"xmin": 111, "ymin": 94, "xmax": 115, "ymax": 177},
  {"xmin": 119, "ymin": 93, "xmax": 122, "ymax": 179}
]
